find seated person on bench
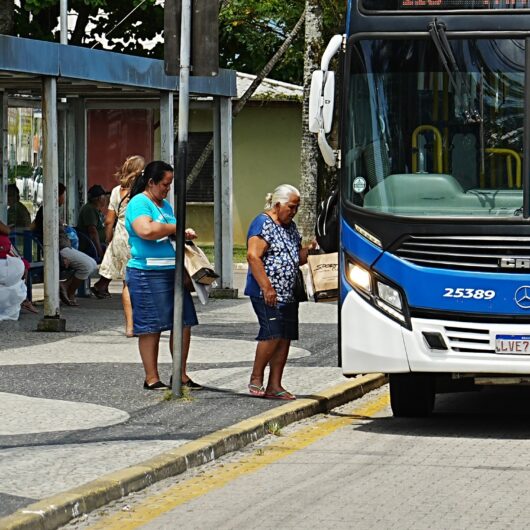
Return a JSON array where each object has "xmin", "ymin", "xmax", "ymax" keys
[{"xmin": 32, "ymin": 183, "xmax": 98, "ymax": 307}]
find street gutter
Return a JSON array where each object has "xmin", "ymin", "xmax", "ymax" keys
[{"xmin": 0, "ymin": 373, "xmax": 387, "ymax": 530}]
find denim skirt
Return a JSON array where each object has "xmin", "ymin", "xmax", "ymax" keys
[
  {"xmin": 126, "ymin": 267, "xmax": 198, "ymax": 335},
  {"xmin": 250, "ymin": 297, "xmax": 299, "ymax": 341}
]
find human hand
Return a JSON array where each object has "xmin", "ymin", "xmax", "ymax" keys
[
  {"xmin": 263, "ymin": 285, "xmax": 277, "ymax": 306},
  {"xmin": 185, "ymin": 228, "xmax": 197, "ymax": 240}
]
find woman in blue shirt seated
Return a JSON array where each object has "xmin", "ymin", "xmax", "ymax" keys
[{"xmin": 125, "ymin": 160, "xmax": 202, "ymax": 391}]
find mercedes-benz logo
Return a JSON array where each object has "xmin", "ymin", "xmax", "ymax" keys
[{"xmin": 515, "ymin": 286, "xmax": 530, "ymax": 309}]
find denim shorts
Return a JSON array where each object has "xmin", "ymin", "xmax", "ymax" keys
[
  {"xmin": 126, "ymin": 267, "xmax": 198, "ymax": 335},
  {"xmin": 250, "ymin": 297, "xmax": 299, "ymax": 341}
]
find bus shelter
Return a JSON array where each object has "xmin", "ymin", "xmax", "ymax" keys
[{"xmin": 0, "ymin": 34, "xmax": 236, "ymax": 330}]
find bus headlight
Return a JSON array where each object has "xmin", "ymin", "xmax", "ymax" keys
[
  {"xmin": 344, "ymin": 254, "xmax": 410, "ymax": 329},
  {"xmin": 346, "ymin": 262, "xmax": 372, "ymax": 293},
  {"xmin": 376, "ymin": 281, "xmax": 402, "ymax": 310}
]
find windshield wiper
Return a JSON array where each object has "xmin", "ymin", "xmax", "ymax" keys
[{"xmin": 428, "ymin": 19, "xmax": 481, "ymax": 124}]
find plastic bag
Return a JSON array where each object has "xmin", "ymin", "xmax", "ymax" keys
[{"xmin": 64, "ymin": 226, "xmax": 79, "ymax": 250}]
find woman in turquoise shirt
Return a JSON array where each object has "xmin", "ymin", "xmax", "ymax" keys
[{"xmin": 125, "ymin": 160, "xmax": 202, "ymax": 391}]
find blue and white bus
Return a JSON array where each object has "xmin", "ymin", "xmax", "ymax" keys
[{"xmin": 309, "ymin": 1, "xmax": 530, "ymax": 415}]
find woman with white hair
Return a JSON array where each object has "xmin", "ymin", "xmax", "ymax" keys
[{"xmin": 245, "ymin": 184, "xmax": 315, "ymax": 400}]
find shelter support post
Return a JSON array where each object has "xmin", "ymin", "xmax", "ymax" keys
[
  {"xmin": 65, "ymin": 99, "xmax": 79, "ymax": 225},
  {"xmin": 212, "ymin": 96, "xmax": 236, "ymax": 297},
  {"xmin": 160, "ymin": 91, "xmax": 175, "ymax": 206},
  {"xmin": 38, "ymin": 76, "xmax": 65, "ymax": 332},
  {"xmin": 74, "ymin": 99, "xmax": 87, "ymax": 206},
  {"xmin": 221, "ymin": 97, "xmax": 234, "ymax": 291},
  {"xmin": 0, "ymin": 90, "xmax": 7, "ymax": 223}
]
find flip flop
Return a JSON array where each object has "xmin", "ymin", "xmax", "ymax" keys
[
  {"xmin": 21, "ymin": 300, "xmax": 39, "ymax": 314},
  {"xmin": 264, "ymin": 390, "xmax": 296, "ymax": 401},
  {"xmin": 248, "ymin": 383, "xmax": 266, "ymax": 397}
]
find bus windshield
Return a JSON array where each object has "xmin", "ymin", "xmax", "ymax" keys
[{"xmin": 345, "ymin": 38, "xmax": 525, "ymax": 218}]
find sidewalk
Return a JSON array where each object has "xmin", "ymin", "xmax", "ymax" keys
[{"xmin": 0, "ymin": 269, "xmax": 379, "ymax": 527}]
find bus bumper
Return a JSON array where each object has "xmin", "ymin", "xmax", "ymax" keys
[{"xmin": 341, "ymin": 289, "xmax": 530, "ymax": 375}]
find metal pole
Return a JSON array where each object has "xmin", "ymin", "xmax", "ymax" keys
[
  {"xmin": 60, "ymin": 0, "xmax": 68, "ymax": 45},
  {"xmin": 171, "ymin": 0, "xmax": 191, "ymax": 397},
  {"xmin": 219, "ymin": 97, "xmax": 233, "ymax": 289},
  {"xmin": 523, "ymin": 37, "xmax": 530, "ymax": 219},
  {"xmin": 0, "ymin": 91, "xmax": 7, "ymax": 223},
  {"xmin": 160, "ymin": 91, "xmax": 175, "ymax": 208},
  {"xmin": 213, "ymin": 98, "xmax": 222, "ymax": 280},
  {"xmin": 40, "ymin": 78, "xmax": 62, "ymax": 324}
]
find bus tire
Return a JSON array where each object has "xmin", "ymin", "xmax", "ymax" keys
[{"xmin": 389, "ymin": 373, "xmax": 435, "ymax": 417}]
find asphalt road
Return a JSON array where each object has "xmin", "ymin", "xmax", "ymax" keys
[{"xmin": 66, "ymin": 384, "xmax": 530, "ymax": 530}]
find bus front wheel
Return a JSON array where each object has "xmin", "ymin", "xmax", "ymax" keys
[{"xmin": 389, "ymin": 373, "xmax": 435, "ymax": 417}]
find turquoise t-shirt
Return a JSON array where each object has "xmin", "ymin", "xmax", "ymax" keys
[{"xmin": 125, "ymin": 194, "xmax": 176, "ymax": 270}]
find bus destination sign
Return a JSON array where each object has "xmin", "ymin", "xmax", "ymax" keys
[{"xmin": 363, "ymin": 0, "xmax": 530, "ymax": 9}]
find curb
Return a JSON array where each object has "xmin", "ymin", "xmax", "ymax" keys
[{"xmin": 0, "ymin": 373, "xmax": 387, "ymax": 530}]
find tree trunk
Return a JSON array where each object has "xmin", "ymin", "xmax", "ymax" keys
[
  {"xmin": 0, "ymin": 0, "xmax": 14, "ymax": 35},
  {"xmin": 297, "ymin": 0, "xmax": 322, "ymax": 242},
  {"xmin": 186, "ymin": 8, "xmax": 306, "ymax": 191}
]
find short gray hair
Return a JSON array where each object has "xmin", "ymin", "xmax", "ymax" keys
[{"xmin": 264, "ymin": 184, "xmax": 300, "ymax": 210}]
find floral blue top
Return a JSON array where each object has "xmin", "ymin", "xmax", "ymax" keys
[{"xmin": 244, "ymin": 213, "xmax": 302, "ymax": 303}]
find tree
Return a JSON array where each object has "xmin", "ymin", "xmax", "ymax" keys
[
  {"xmin": 297, "ymin": 0, "xmax": 345, "ymax": 241},
  {"xmin": 0, "ymin": 0, "xmax": 14, "ymax": 35}
]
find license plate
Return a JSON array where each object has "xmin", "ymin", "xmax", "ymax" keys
[{"xmin": 495, "ymin": 335, "xmax": 530, "ymax": 355}]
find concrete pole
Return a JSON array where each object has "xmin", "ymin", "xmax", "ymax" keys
[
  {"xmin": 171, "ymin": 0, "xmax": 191, "ymax": 397},
  {"xmin": 75, "ymin": 99, "xmax": 87, "ymax": 209},
  {"xmin": 38, "ymin": 77, "xmax": 65, "ymax": 331},
  {"xmin": 66, "ymin": 100, "xmax": 77, "ymax": 225},
  {"xmin": 0, "ymin": 91, "xmax": 7, "ymax": 223},
  {"xmin": 219, "ymin": 96, "xmax": 233, "ymax": 289},
  {"xmin": 213, "ymin": 98, "xmax": 222, "ymax": 281},
  {"xmin": 60, "ymin": 0, "xmax": 68, "ymax": 45},
  {"xmin": 160, "ymin": 91, "xmax": 175, "ymax": 207}
]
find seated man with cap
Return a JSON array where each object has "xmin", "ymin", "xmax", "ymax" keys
[{"xmin": 77, "ymin": 184, "xmax": 110, "ymax": 260}]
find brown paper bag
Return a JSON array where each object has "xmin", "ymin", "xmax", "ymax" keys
[
  {"xmin": 307, "ymin": 252, "xmax": 338, "ymax": 302},
  {"xmin": 184, "ymin": 241, "xmax": 219, "ymax": 285}
]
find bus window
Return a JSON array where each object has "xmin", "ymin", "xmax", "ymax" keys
[{"xmin": 344, "ymin": 38, "xmax": 524, "ymax": 217}]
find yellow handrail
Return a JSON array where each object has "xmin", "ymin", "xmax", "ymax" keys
[
  {"xmin": 484, "ymin": 148, "xmax": 522, "ymax": 188},
  {"xmin": 412, "ymin": 125, "xmax": 443, "ymax": 174}
]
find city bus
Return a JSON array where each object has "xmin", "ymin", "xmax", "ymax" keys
[{"xmin": 309, "ymin": 1, "xmax": 530, "ymax": 416}]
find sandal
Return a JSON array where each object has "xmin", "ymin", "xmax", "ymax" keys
[
  {"xmin": 90, "ymin": 286, "xmax": 107, "ymax": 299},
  {"xmin": 264, "ymin": 390, "xmax": 296, "ymax": 401},
  {"xmin": 60, "ymin": 288, "xmax": 79, "ymax": 307},
  {"xmin": 248, "ymin": 383, "xmax": 266, "ymax": 397},
  {"xmin": 21, "ymin": 300, "xmax": 39, "ymax": 314}
]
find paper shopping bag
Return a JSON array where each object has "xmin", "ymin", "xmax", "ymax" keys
[
  {"xmin": 184, "ymin": 241, "xmax": 219, "ymax": 285},
  {"xmin": 307, "ymin": 252, "xmax": 338, "ymax": 302}
]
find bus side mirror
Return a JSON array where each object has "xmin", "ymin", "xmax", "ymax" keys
[{"xmin": 308, "ymin": 34, "xmax": 343, "ymax": 167}]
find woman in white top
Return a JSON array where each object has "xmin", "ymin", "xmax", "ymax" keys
[{"xmin": 96, "ymin": 155, "xmax": 145, "ymax": 337}]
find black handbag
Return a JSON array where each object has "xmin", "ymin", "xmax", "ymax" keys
[{"xmin": 293, "ymin": 268, "xmax": 308, "ymax": 303}]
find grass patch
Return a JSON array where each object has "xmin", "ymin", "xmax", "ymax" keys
[
  {"xmin": 199, "ymin": 244, "xmax": 247, "ymax": 264},
  {"xmin": 266, "ymin": 422, "xmax": 282, "ymax": 437},
  {"xmin": 162, "ymin": 386, "xmax": 194, "ymax": 402}
]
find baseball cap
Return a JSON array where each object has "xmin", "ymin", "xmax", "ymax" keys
[{"xmin": 87, "ymin": 185, "xmax": 110, "ymax": 200}]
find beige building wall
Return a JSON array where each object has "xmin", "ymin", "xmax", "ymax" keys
[{"xmin": 187, "ymin": 103, "xmax": 302, "ymax": 246}]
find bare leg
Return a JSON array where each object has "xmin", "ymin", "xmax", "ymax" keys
[
  {"xmin": 250, "ymin": 338, "xmax": 282, "ymax": 387},
  {"xmin": 65, "ymin": 276, "xmax": 83, "ymax": 300},
  {"xmin": 138, "ymin": 333, "xmax": 161, "ymax": 384},
  {"xmin": 266, "ymin": 339, "xmax": 291, "ymax": 393},
  {"xmin": 169, "ymin": 327, "xmax": 192, "ymax": 382},
  {"xmin": 122, "ymin": 282, "xmax": 134, "ymax": 336}
]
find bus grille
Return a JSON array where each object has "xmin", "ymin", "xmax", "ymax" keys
[
  {"xmin": 395, "ymin": 235, "xmax": 530, "ymax": 272},
  {"xmin": 444, "ymin": 326, "xmax": 495, "ymax": 354}
]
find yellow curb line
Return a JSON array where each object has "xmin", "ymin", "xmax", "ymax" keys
[{"xmin": 0, "ymin": 373, "xmax": 387, "ymax": 530}]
